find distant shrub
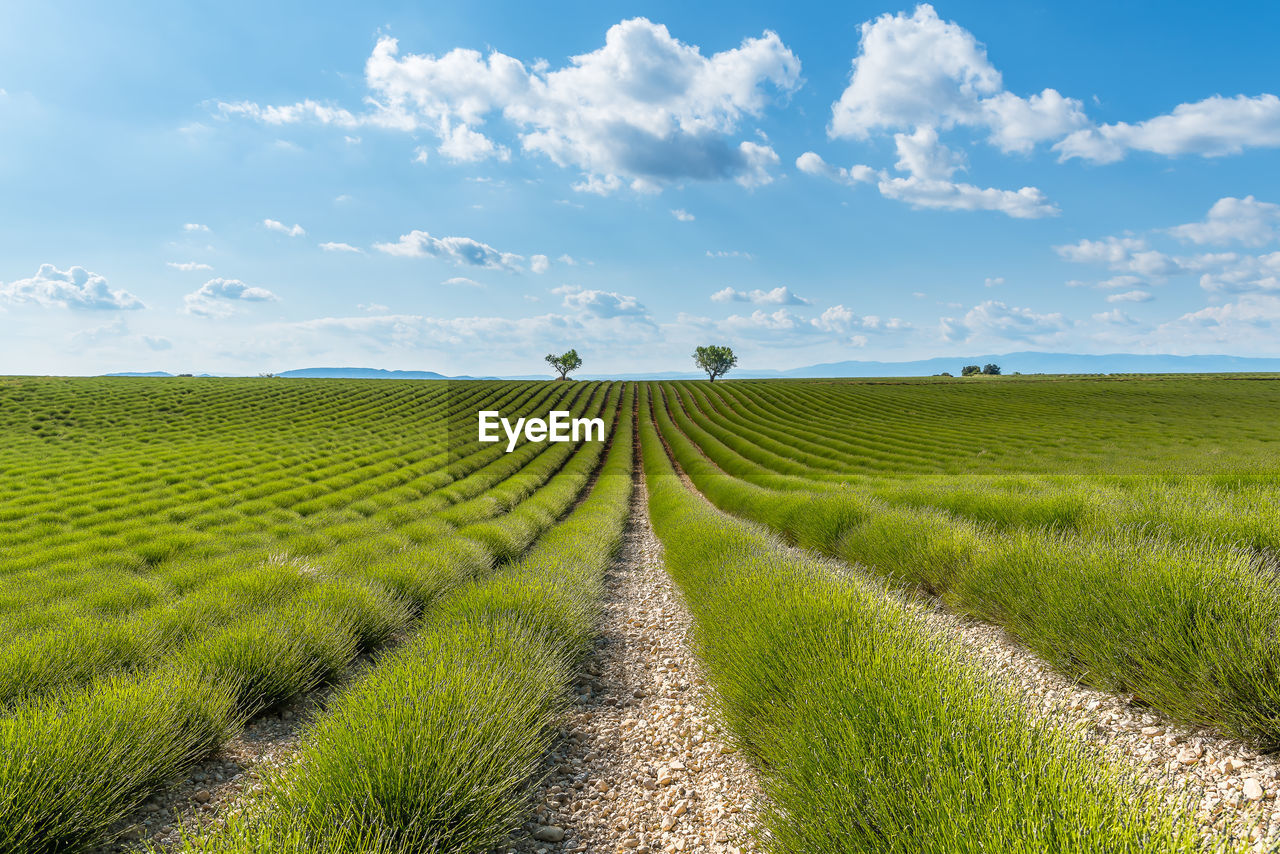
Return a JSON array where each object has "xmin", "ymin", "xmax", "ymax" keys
[
  {"xmin": 935, "ymin": 372, "xmax": 953, "ymax": 377},
  {"xmin": 961, "ymin": 365, "xmax": 981, "ymax": 376},
  {"xmin": 983, "ymin": 363, "xmax": 1002, "ymax": 375}
]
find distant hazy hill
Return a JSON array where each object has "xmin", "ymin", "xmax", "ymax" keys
[
  {"xmin": 104, "ymin": 371, "xmax": 221, "ymax": 378},
  {"xmin": 105, "ymin": 367, "xmax": 485, "ymax": 379},
  {"xmin": 574, "ymin": 352, "xmax": 1280, "ymax": 380},
  {"xmin": 782, "ymin": 352, "xmax": 1280, "ymax": 378},
  {"xmin": 103, "ymin": 354, "xmax": 1280, "ymax": 382},
  {"xmin": 277, "ymin": 367, "xmax": 486, "ymax": 380}
]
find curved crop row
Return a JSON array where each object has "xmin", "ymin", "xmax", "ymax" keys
[
  {"xmin": 175, "ymin": 385, "xmax": 635, "ymax": 853},
  {"xmin": 674, "ymin": 382, "xmax": 1280, "ymax": 555},
  {"xmin": 653, "ymin": 383, "xmax": 1280, "ymax": 747},
  {"xmin": 676, "ymin": 382, "xmax": 1280, "ymax": 555},
  {"xmin": 0, "ymin": 382, "xmax": 622, "ymax": 854},
  {"xmin": 639, "ymin": 387, "xmax": 1193, "ymax": 853},
  {"xmin": 0, "ymin": 381, "xmax": 610, "ymax": 709}
]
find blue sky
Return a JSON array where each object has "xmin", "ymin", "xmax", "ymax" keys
[{"xmin": 3, "ymin": 1, "xmax": 1280, "ymax": 376}]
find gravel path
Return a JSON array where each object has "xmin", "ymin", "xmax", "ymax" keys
[{"xmin": 501, "ymin": 475, "xmax": 765, "ymax": 854}]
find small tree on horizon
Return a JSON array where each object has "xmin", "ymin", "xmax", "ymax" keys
[
  {"xmin": 694, "ymin": 345, "xmax": 738, "ymax": 382},
  {"xmin": 983, "ymin": 363, "xmax": 1002, "ymax": 375},
  {"xmin": 961, "ymin": 364, "xmax": 981, "ymax": 376},
  {"xmin": 545, "ymin": 349, "xmax": 583, "ymax": 381}
]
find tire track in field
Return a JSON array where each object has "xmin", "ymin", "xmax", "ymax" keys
[{"xmin": 501, "ymin": 474, "xmax": 764, "ymax": 854}]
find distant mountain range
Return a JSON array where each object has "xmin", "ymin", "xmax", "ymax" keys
[
  {"xmin": 525, "ymin": 352, "xmax": 1280, "ymax": 379},
  {"xmin": 277, "ymin": 367, "xmax": 489, "ymax": 380},
  {"xmin": 102, "ymin": 353, "xmax": 1280, "ymax": 381},
  {"xmin": 747, "ymin": 352, "xmax": 1280, "ymax": 379},
  {"xmin": 105, "ymin": 367, "xmax": 488, "ymax": 380}
]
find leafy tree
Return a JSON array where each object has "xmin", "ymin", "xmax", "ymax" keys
[
  {"xmin": 983, "ymin": 363, "xmax": 1002, "ymax": 375},
  {"xmin": 961, "ymin": 365, "xmax": 981, "ymax": 376},
  {"xmin": 936, "ymin": 371, "xmax": 953, "ymax": 377},
  {"xmin": 545, "ymin": 349, "xmax": 583, "ymax": 381},
  {"xmin": 693, "ymin": 345, "xmax": 738, "ymax": 382}
]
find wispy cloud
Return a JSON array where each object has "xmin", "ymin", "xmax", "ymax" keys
[
  {"xmin": 711, "ymin": 285, "xmax": 810, "ymax": 305},
  {"xmin": 264, "ymin": 219, "xmax": 306, "ymax": 237},
  {"xmin": 374, "ymin": 230, "xmax": 524, "ymax": 271}
]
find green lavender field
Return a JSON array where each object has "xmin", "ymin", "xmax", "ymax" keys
[{"xmin": 3, "ymin": 374, "xmax": 1279, "ymax": 852}]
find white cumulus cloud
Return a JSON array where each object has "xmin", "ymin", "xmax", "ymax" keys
[
  {"xmin": 264, "ymin": 219, "xmax": 306, "ymax": 237},
  {"xmin": 711, "ymin": 285, "xmax": 809, "ymax": 305},
  {"xmin": 828, "ymin": 4, "xmax": 1086, "ymax": 153},
  {"xmin": 554, "ymin": 284, "xmax": 649, "ymax": 318},
  {"xmin": 221, "ymin": 19, "xmax": 801, "ymax": 193},
  {"xmin": 941, "ymin": 299, "xmax": 1069, "ymax": 343},
  {"xmin": 1106, "ymin": 289, "xmax": 1153, "ymax": 303},
  {"xmin": 877, "ymin": 175, "xmax": 1057, "ymax": 218},
  {"xmin": 1093, "ymin": 309, "xmax": 1139, "ymax": 326},
  {"xmin": 1054, "ymin": 94, "xmax": 1280, "ymax": 164},
  {"xmin": 0, "ymin": 264, "xmax": 144, "ymax": 310},
  {"xmin": 811, "ymin": 304, "xmax": 910, "ymax": 335},
  {"xmin": 530, "ymin": 254, "xmax": 550, "ymax": 274},
  {"xmin": 1055, "ymin": 236, "xmax": 1181, "ymax": 277},
  {"xmin": 373, "ymin": 230, "xmax": 524, "ymax": 270},
  {"xmin": 183, "ymin": 278, "xmax": 279, "ymax": 317},
  {"xmin": 800, "ymin": 114, "xmax": 1058, "ymax": 218},
  {"xmin": 1167, "ymin": 196, "xmax": 1280, "ymax": 248},
  {"xmin": 795, "ymin": 151, "xmax": 876, "ymax": 186}
]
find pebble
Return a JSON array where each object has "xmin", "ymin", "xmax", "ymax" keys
[{"xmin": 532, "ymin": 826, "xmax": 565, "ymax": 843}]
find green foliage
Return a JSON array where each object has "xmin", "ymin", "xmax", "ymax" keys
[
  {"xmin": 0, "ymin": 666, "xmax": 237, "ymax": 854},
  {"xmin": 654, "ymin": 377, "xmax": 1280, "ymax": 746},
  {"xmin": 693, "ymin": 344, "xmax": 737, "ymax": 381},
  {"xmin": 176, "ymin": 387, "xmax": 635, "ymax": 854},
  {"xmin": 9, "ymin": 371, "xmax": 1279, "ymax": 853},
  {"xmin": 983, "ymin": 362, "xmax": 1002, "ymax": 375},
  {"xmin": 545, "ymin": 348, "xmax": 583, "ymax": 380},
  {"xmin": 0, "ymin": 376, "xmax": 624, "ymax": 852},
  {"xmin": 639, "ymin": 388, "xmax": 1194, "ymax": 853},
  {"xmin": 961, "ymin": 364, "xmax": 981, "ymax": 376}
]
